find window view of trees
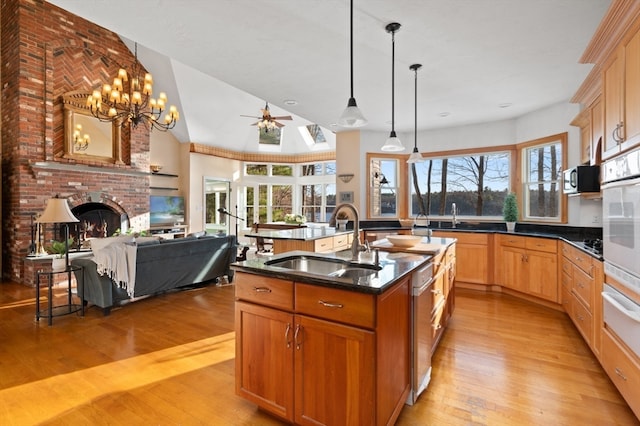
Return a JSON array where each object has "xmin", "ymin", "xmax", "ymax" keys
[
  {"xmin": 370, "ymin": 158, "xmax": 398, "ymax": 217},
  {"xmin": 243, "ymin": 161, "xmax": 336, "ymax": 224},
  {"xmin": 410, "ymin": 152, "xmax": 511, "ymax": 217},
  {"xmin": 523, "ymin": 141, "xmax": 562, "ymax": 219}
]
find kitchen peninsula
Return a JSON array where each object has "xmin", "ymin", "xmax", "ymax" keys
[
  {"xmin": 231, "ymin": 237, "xmax": 456, "ymax": 425},
  {"xmin": 246, "ymin": 226, "xmax": 354, "ymax": 254}
]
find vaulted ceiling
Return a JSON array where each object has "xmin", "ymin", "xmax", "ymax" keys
[{"xmin": 46, "ymin": 0, "xmax": 610, "ymax": 154}]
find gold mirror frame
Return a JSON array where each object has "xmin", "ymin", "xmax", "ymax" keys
[{"xmin": 62, "ymin": 91, "xmax": 124, "ymax": 164}]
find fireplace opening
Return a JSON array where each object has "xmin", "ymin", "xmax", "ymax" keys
[{"xmin": 62, "ymin": 203, "xmax": 128, "ymax": 248}]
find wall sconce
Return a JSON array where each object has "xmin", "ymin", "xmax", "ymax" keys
[
  {"xmin": 150, "ymin": 164, "xmax": 163, "ymax": 173},
  {"xmin": 338, "ymin": 173, "xmax": 354, "ymax": 183},
  {"xmin": 73, "ymin": 124, "xmax": 90, "ymax": 151}
]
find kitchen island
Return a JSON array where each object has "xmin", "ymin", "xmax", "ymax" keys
[
  {"xmin": 231, "ymin": 238, "xmax": 456, "ymax": 425},
  {"xmin": 246, "ymin": 226, "xmax": 353, "ymax": 254}
]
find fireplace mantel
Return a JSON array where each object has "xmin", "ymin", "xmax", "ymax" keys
[{"xmin": 30, "ymin": 161, "xmax": 152, "ymax": 177}]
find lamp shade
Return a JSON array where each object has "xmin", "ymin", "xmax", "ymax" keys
[
  {"xmin": 381, "ymin": 131, "xmax": 404, "ymax": 152},
  {"xmin": 338, "ymin": 98, "xmax": 367, "ymax": 128},
  {"xmin": 407, "ymin": 147, "xmax": 424, "ymax": 163},
  {"xmin": 37, "ymin": 198, "xmax": 79, "ymax": 224}
]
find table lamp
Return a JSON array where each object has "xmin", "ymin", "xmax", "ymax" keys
[{"xmin": 37, "ymin": 196, "xmax": 80, "ymax": 270}]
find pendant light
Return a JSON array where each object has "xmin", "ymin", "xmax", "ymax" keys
[
  {"xmin": 381, "ymin": 22, "xmax": 404, "ymax": 152},
  {"xmin": 407, "ymin": 63, "xmax": 424, "ymax": 163},
  {"xmin": 337, "ymin": 0, "xmax": 367, "ymax": 127}
]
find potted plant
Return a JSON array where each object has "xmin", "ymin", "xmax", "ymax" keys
[
  {"xmin": 502, "ymin": 193, "xmax": 519, "ymax": 232},
  {"xmin": 47, "ymin": 237, "xmax": 74, "ymax": 271},
  {"xmin": 336, "ymin": 211, "xmax": 349, "ymax": 230}
]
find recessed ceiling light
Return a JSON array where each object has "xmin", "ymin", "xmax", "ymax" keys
[
  {"xmin": 283, "ymin": 99, "xmax": 298, "ymax": 106},
  {"xmin": 498, "ymin": 103, "xmax": 512, "ymax": 108},
  {"xmin": 439, "ymin": 112, "xmax": 450, "ymax": 117}
]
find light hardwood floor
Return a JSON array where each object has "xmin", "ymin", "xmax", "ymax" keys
[{"xmin": 0, "ymin": 279, "xmax": 637, "ymax": 425}]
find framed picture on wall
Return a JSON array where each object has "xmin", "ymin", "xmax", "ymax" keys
[{"xmin": 339, "ymin": 191, "xmax": 354, "ymax": 203}]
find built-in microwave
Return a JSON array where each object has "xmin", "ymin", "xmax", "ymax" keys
[{"xmin": 562, "ymin": 165, "xmax": 600, "ymax": 194}]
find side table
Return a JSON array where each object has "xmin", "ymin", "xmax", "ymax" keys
[{"xmin": 35, "ymin": 265, "xmax": 84, "ymax": 326}]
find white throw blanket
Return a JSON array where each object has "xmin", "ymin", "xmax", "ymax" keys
[{"xmin": 93, "ymin": 242, "xmax": 138, "ymax": 297}]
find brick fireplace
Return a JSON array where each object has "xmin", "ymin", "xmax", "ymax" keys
[{"xmin": 1, "ymin": 0, "xmax": 154, "ymax": 285}]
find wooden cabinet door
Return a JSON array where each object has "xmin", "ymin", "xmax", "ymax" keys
[
  {"xmin": 526, "ymin": 250, "xmax": 558, "ymax": 303},
  {"xmin": 498, "ymin": 245, "xmax": 526, "ymax": 293},
  {"xmin": 624, "ymin": 28, "xmax": 640, "ymax": 151},
  {"xmin": 294, "ymin": 315, "xmax": 375, "ymax": 426},
  {"xmin": 235, "ymin": 302, "xmax": 295, "ymax": 422},
  {"xmin": 591, "ymin": 98, "xmax": 603, "ymax": 164},
  {"xmin": 603, "ymin": 50, "xmax": 624, "ymax": 160}
]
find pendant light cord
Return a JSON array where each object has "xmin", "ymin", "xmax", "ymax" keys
[
  {"xmin": 349, "ymin": 0, "xmax": 354, "ymax": 98},
  {"xmin": 414, "ymin": 65, "xmax": 417, "ymax": 148},
  {"xmin": 391, "ymin": 30, "xmax": 396, "ymax": 133}
]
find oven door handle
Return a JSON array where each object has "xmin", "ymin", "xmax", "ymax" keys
[{"xmin": 602, "ymin": 291, "xmax": 640, "ymax": 323}]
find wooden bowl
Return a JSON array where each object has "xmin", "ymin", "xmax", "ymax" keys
[{"xmin": 386, "ymin": 235, "xmax": 422, "ymax": 247}]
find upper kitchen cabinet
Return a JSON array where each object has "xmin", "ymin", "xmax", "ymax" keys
[
  {"xmin": 603, "ymin": 24, "xmax": 640, "ymax": 160},
  {"xmin": 571, "ymin": 96, "xmax": 602, "ymax": 165}
]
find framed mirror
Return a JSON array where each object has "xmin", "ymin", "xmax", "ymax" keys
[{"xmin": 62, "ymin": 91, "xmax": 123, "ymax": 164}]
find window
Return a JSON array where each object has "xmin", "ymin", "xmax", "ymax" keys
[
  {"xmin": 519, "ymin": 133, "xmax": 566, "ymax": 222},
  {"xmin": 241, "ymin": 160, "xmax": 336, "ymax": 225},
  {"xmin": 410, "ymin": 151, "xmax": 511, "ymax": 218},
  {"xmin": 370, "ymin": 157, "xmax": 399, "ymax": 217}
]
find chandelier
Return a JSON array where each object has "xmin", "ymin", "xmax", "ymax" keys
[
  {"xmin": 73, "ymin": 124, "xmax": 90, "ymax": 151},
  {"xmin": 86, "ymin": 43, "xmax": 179, "ymax": 131}
]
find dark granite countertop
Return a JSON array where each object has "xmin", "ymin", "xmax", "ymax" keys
[
  {"xmin": 359, "ymin": 221, "xmax": 603, "ymax": 260},
  {"xmin": 231, "ymin": 243, "xmax": 454, "ymax": 294}
]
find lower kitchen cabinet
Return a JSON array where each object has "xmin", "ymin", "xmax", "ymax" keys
[
  {"xmin": 235, "ymin": 272, "xmax": 411, "ymax": 425},
  {"xmin": 497, "ymin": 235, "xmax": 559, "ymax": 303},
  {"xmin": 561, "ymin": 241, "xmax": 603, "ymax": 356},
  {"xmin": 601, "ymin": 328, "xmax": 640, "ymax": 419},
  {"xmin": 433, "ymin": 231, "xmax": 488, "ymax": 285}
]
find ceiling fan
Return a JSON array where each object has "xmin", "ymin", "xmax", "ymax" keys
[{"xmin": 241, "ymin": 102, "xmax": 292, "ymax": 132}]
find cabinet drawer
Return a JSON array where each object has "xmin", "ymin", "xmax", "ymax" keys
[
  {"xmin": 333, "ymin": 235, "xmax": 349, "ymax": 250},
  {"xmin": 572, "ymin": 250, "xmax": 594, "ymax": 277},
  {"xmin": 571, "ymin": 293, "xmax": 593, "ymax": 345},
  {"xmin": 525, "ymin": 237, "xmax": 557, "ymax": 253},
  {"xmin": 602, "ymin": 329, "xmax": 640, "ymax": 419},
  {"xmin": 295, "ymin": 283, "xmax": 375, "ymax": 329},
  {"xmin": 431, "ymin": 300, "xmax": 446, "ymax": 354},
  {"xmin": 561, "ymin": 258, "xmax": 573, "ymax": 277},
  {"xmin": 431, "ymin": 271, "xmax": 446, "ymax": 313},
  {"xmin": 313, "ymin": 237, "xmax": 334, "ymax": 252},
  {"xmin": 500, "ymin": 235, "xmax": 525, "ymax": 248},
  {"xmin": 572, "ymin": 265, "xmax": 594, "ymax": 310},
  {"xmin": 235, "ymin": 274, "xmax": 294, "ymax": 311}
]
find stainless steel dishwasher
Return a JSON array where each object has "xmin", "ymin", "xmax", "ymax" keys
[{"xmin": 406, "ymin": 260, "xmax": 434, "ymax": 405}]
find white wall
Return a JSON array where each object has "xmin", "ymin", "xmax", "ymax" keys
[
  {"xmin": 155, "ymin": 100, "xmax": 602, "ymax": 229},
  {"xmin": 356, "ymin": 100, "xmax": 601, "ymax": 227}
]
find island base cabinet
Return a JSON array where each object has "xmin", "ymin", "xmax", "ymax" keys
[
  {"xmin": 235, "ymin": 301, "xmax": 295, "ymax": 422},
  {"xmin": 235, "ymin": 302, "xmax": 376, "ymax": 425},
  {"xmin": 294, "ymin": 315, "xmax": 375, "ymax": 426}
]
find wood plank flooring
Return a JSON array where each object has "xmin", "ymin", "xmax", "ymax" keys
[{"xmin": 0, "ymin": 280, "xmax": 637, "ymax": 425}]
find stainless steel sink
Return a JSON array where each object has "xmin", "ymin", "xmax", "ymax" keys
[
  {"xmin": 265, "ymin": 255, "xmax": 381, "ymax": 278},
  {"xmin": 329, "ymin": 267, "xmax": 378, "ymax": 279}
]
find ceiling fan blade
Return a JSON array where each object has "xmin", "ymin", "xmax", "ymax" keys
[
  {"xmin": 240, "ymin": 115, "xmax": 262, "ymax": 119},
  {"xmin": 272, "ymin": 115, "xmax": 293, "ymax": 121},
  {"xmin": 274, "ymin": 121, "xmax": 285, "ymax": 128}
]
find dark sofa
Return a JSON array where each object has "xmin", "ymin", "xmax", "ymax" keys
[{"xmin": 71, "ymin": 235, "xmax": 237, "ymax": 315}]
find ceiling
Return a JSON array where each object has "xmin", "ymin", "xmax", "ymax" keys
[{"xmin": 46, "ymin": 0, "xmax": 610, "ymax": 154}]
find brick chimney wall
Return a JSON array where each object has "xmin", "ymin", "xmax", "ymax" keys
[{"xmin": 1, "ymin": 0, "xmax": 153, "ymax": 285}]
